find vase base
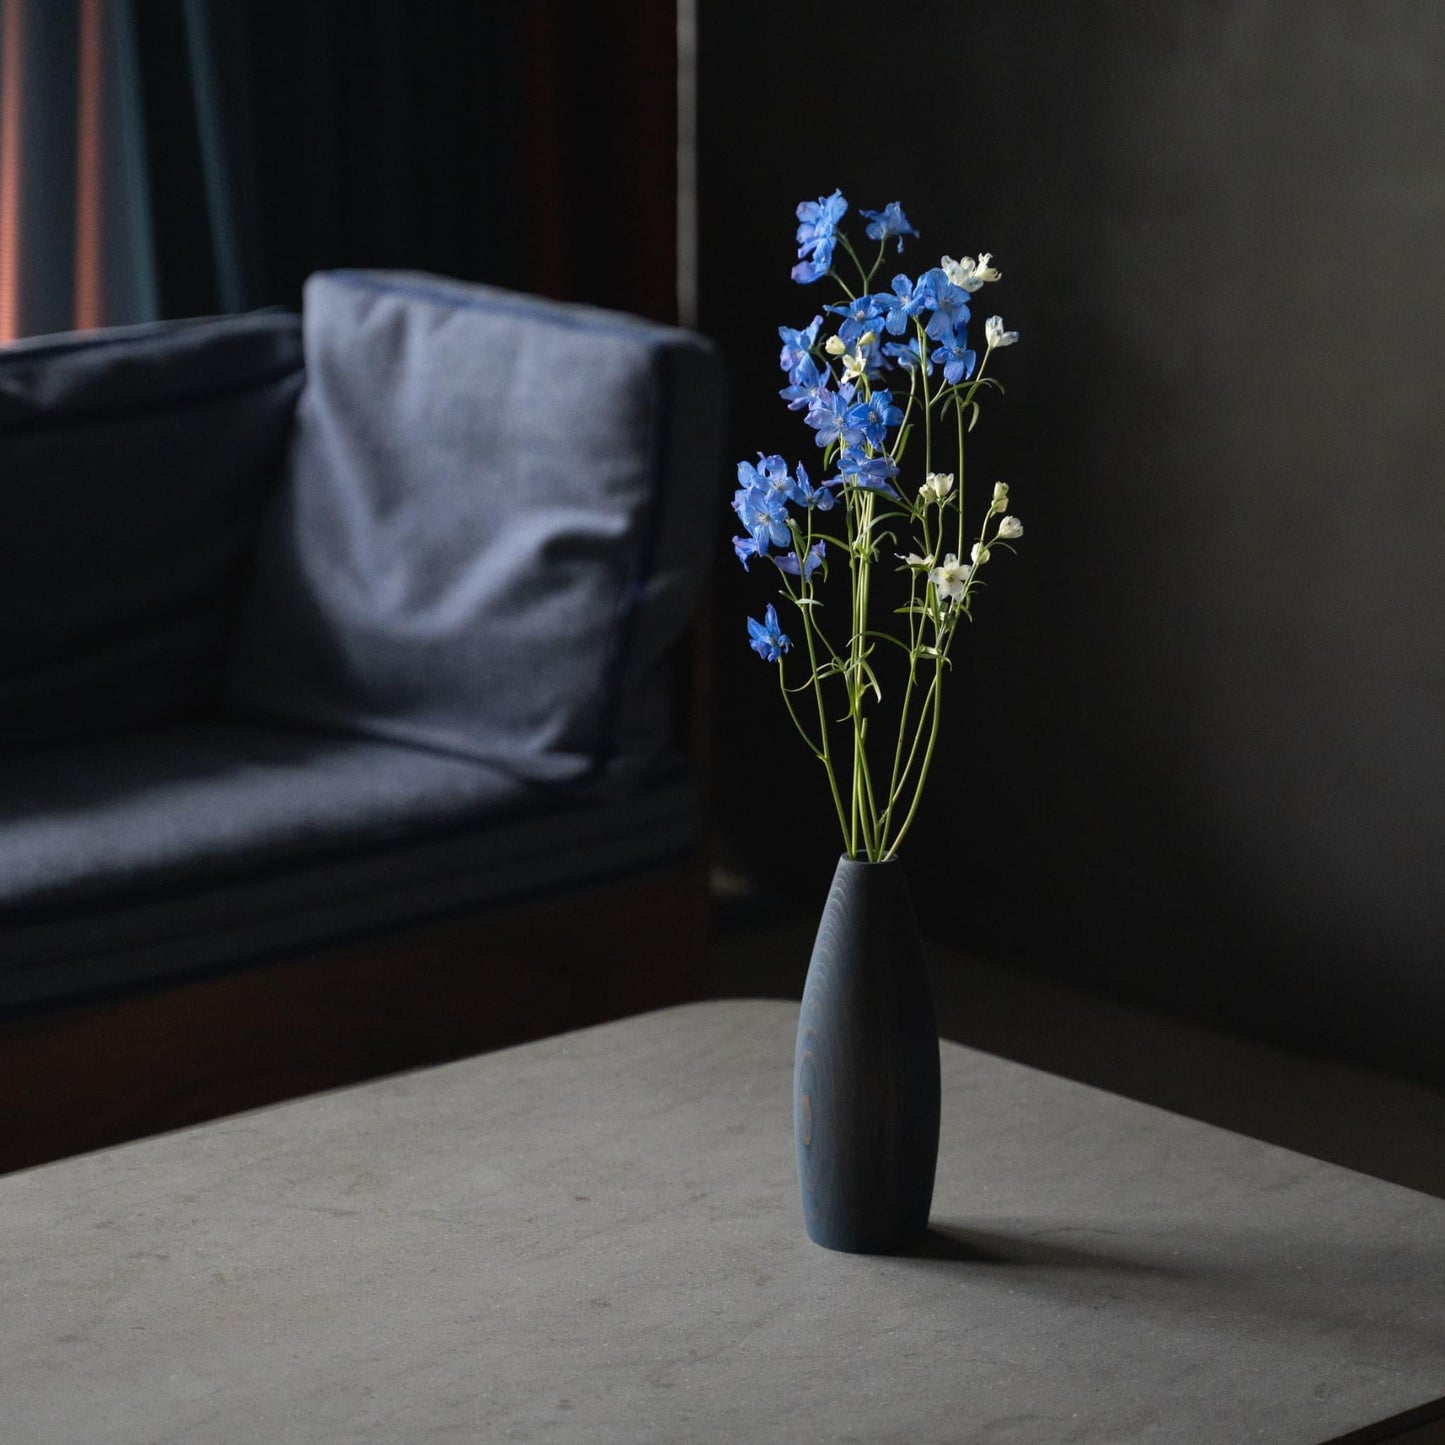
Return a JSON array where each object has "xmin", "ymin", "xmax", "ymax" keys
[{"xmin": 803, "ymin": 1214, "xmax": 933, "ymax": 1256}]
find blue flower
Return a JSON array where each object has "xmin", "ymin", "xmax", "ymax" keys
[
  {"xmin": 747, "ymin": 604, "xmax": 792, "ymax": 662},
  {"xmin": 860, "ymin": 202, "xmax": 917, "ymax": 251},
  {"xmin": 879, "ymin": 275, "xmax": 929, "ymax": 336},
  {"xmin": 785, "ymin": 459, "xmax": 837, "ymax": 512},
  {"xmin": 732, "ymin": 481, "xmax": 791, "ymax": 553},
  {"xmin": 930, "ymin": 335, "xmax": 977, "ymax": 385},
  {"xmin": 881, "ymin": 336, "xmax": 933, "ymax": 375},
  {"xmin": 774, "ymin": 540, "xmax": 827, "ymax": 581},
  {"xmin": 805, "ymin": 389, "xmax": 865, "ymax": 450},
  {"xmin": 793, "ymin": 190, "xmax": 847, "ymax": 284},
  {"xmin": 851, "ymin": 390, "xmax": 902, "ymax": 449},
  {"xmin": 834, "ymin": 447, "xmax": 900, "ymax": 498},
  {"xmin": 795, "ymin": 190, "xmax": 847, "ymax": 258},
  {"xmin": 778, "ymin": 316, "xmax": 823, "ymax": 378},
  {"xmin": 917, "ymin": 267, "xmax": 972, "ymax": 341},
  {"xmin": 826, "ymin": 295, "xmax": 888, "ymax": 347},
  {"xmin": 779, "ymin": 354, "xmax": 832, "ymax": 412},
  {"xmin": 753, "ymin": 453, "xmax": 794, "ymax": 497},
  {"xmin": 732, "ymin": 534, "xmax": 760, "ymax": 570}
]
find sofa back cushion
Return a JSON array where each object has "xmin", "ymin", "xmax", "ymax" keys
[
  {"xmin": 227, "ymin": 272, "xmax": 725, "ymax": 787},
  {"xmin": 0, "ymin": 313, "xmax": 304, "ymax": 751}
]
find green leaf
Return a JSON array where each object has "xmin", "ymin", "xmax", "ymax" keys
[{"xmin": 860, "ymin": 628, "xmax": 915, "ymax": 656}]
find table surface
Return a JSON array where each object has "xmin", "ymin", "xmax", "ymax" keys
[{"xmin": 4, "ymin": 999, "xmax": 1444, "ymax": 1445}]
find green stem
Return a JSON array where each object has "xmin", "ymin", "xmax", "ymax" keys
[
  {"xmin": 884, "ymin": 648, "xmax": 945, "ymax": 860},
  {"xmin": 836, "ymin": 231, "xmax": 872, "ymax": 295},
  {"xmin": 842, "ymin": 480, "xmax": 885, "ymax": 859},
  {"xmin": 955, "ymin": 389, "xmax": 967, "ymax": 560},
  {"xmin": 775, "ymin": 654, "xmax": 821, "ymax": 757},
  {"xmin": 793, "ymin": 520, "xmax": 850, "ymax": 848}
]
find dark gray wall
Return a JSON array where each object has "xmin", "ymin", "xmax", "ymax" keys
[{"xmin": 700, "ymin": 3, "xmax": 1445, "ymax": 1082}]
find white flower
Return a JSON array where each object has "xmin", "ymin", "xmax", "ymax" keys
[
  {"xmin": 940, "ymin": 253, "xmax": 1001, "ymax": 293},
  {"xmin": 918, "ymin": 471, "xmax": 955, "ymax": 505},
  {"xmin": 824, "ymin": 334, "xmax": 848, "ymax": 357},
  {"xmin": 997, "ymin": 515, "xmax": 1024, "ymax": 540},
  {"xmin": 840, "ymin": 349, "xmax": 869, "ymax": 383},
  {"xmin": 900, "ymin": 551, "xmax": 935, "ymax": 569},
  {"xmin": 991, "ymin": 481, "xmax": 1010, "ymax": 511},
  {"xmin": 971, "ymin": 543, "xmax": 991, "ymax": 566},
  {"xmin": 985, "ymin": 315, "xmax": 1019, "ymax": 348},
  {"xmin": 930, "ymin": 553, "xmax": 970, "ymax": 603}
]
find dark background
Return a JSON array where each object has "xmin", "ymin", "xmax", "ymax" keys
[
  {"xmin": 698, "ymin": 2, "xmax": 1445, "ymax": 1085},
  {"xmin": 4, "ymin": 0, "xmax": 1442, "ymax": 1087}
]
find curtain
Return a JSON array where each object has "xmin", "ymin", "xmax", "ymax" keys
[
  {"xmin": 0, "ymin": 0, "xmax": 160, "ymax": 338},
  {"xmin": 0, "ymin": 0, "xmax": 677, "ymax": 343}
]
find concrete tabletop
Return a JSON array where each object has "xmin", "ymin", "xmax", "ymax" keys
[{"xmin": 4, "ymin": 999, "xmax": 1444, "ymax": 1444}]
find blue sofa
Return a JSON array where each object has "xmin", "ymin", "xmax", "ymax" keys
[{"xmin": 0, "ymin": 272, "xmax": 725, "ymax": 1164}]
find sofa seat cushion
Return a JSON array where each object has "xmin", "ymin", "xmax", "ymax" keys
[
  {"xmin": 227, "ymin": 271, "xmax": 726, "ymax": 789},
  {"xmin": 0, "ymin": 313, "xmax": 304, "ymax": 751},
  {"xmin": 0, "ymin": 721, "xmax": 695, "ymax": 1013}
]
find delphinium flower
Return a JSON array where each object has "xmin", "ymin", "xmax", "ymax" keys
[
  {"xmin": 881, "ymin": 336, "xmax": 932, "ymax": 374},
  {"xmin": 733, "ymin": 189, "xmax": 1027, "ymax": 862},
  {"xmin": 930, "ymin": 333, "xmax": 977, "ymax": 385},
  {"xmin": 833, "ymin": 447, "xmax": 899, "ymax": 497},
  {"xmin": 916, "ymin": 267, "xmax": 972, "ymax": 340},
  {"xmin": 779, "ymin": 316, "xmax": 823, "ymax": 376},
  {"xmin": 774, "ymin": 541, "xmax": 828, "ymax": 580},
  {"xmin": 860, "ymin": 201, "xmax": 918, "ymax": 251},
  {"xmin": 732, "ymin": 534, "xmax": 761, "ymax": 570},
  {"xmin": 985, "ymin": 315, "xmax": 1019, "ymax": 348},
  {"xmin": 793, "ymin": 191, "xmax": 848, "ymax": 284},
  {"xmin": 744, "ymin": 453, "xmax": 796, "ymax": 502},
  {"xmin": 780, "ymin": 353, "xmax": 833, "ymax": 413},
  {"xmin": 941, "ymin": 253, "xmax": 1001, "ymax": 292},
  {"xmin": 853, "ymin": 390, "xmax": 902, "ymax": 449},
  {"xmin": 805, "ymin": 389, "xmax": 865, "ymax": 450},
  {"xmin": 827, "ymin": 294, "xmax": 889, "ymax": 347},
  {"xmin": 839, "ymin": 347, "xmax": 871, "ymax": 387},
  {"xmin": 930, "ymin": 554, "xmax": 971, "ymax": 604},
  {"xmin": 785, "ymin": 459, "xmax": 836, "ymax": 512},
  {"xmin": 732, "ymin": 475, "xmax": 791, "ymax": 554},
  {"xmin": 747, "ymin": 604, "xmax": 791, "ymax": 661},
  {"xmin": 879, "ymin": 274, "xmax": 931, "ymax": 336}
]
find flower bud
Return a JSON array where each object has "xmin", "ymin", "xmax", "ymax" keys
[
  {"xmin": 824, "ymin": 335, "xmax": 847, "ymax": 356},
  {"xmin": 997, "ymin": 515, "xmax": 1024, "ymax": 540},
  {"xmin": 919, "ymin": 472, "xmax": 955, "ymax": 505},
  {"xmin": 991, "ymin": 481, "xmax": 1009, "ymax": 510}
]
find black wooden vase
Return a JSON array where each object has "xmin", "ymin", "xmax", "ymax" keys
[{"xmin": 794, "ymin": 855, "xmax": 941, "ymax": 1253}]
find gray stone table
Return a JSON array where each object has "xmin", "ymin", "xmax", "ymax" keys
[{"xmin": 4, "ymin": 1000, "xmax": 1445, "ymax": 1444}]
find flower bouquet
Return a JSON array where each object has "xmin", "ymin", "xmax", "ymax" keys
[{"xmin": 733, "ymin": 190, "xmax": 1024, "ymax": 1252}]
